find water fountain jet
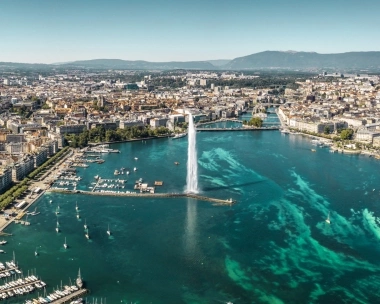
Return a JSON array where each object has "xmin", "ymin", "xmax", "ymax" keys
[{"xmin": 186, "ymin": 113, "xmax": 198, "ymax": 193}]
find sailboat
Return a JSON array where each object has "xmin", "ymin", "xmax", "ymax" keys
[
  {"xmin": 49, "ymin": 200, "xmax": 53, "ymax": 204},
  {"xmin": 55, "ymin": 207, "xmax": 60, "ymax": 215},
  {"xmin": 76, "ymin": 212, "xmax": 80, "ymax": 219},
  {"xmin": 107, "ymin": 224, "xmax": 111, "ymax": 236},
  {"xmin": 85, "ymin": 229, "xmax": 90, "ymax": 239},
  {"xmin": 325, "ymin": 212, "xmax": 331, "ymax": 224},
  {"xmin": 76, "ymin": 268, "xmax": 83, "ymax": 288},
  {"xmin": 56, "ymin": 215, "xmax": 59, "ymax": 233},
  {"xmin": 75, "ymin": 201, "xmax": 79, "ymax": 211},
  {"xmin": 35, "ymin": 247, "xmax": 38, "ymax": 256},
  {"xmin": 84, "ymin": 219, "xmax": 87, "ymax": 230},
  {"xmin": 64, "ymin": 237, "xmax": 68, "ymax": 249}
]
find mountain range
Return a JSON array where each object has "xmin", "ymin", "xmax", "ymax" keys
[{"xmin": 1, "ymin": 51, "xmax": 380, "ymax": 71}]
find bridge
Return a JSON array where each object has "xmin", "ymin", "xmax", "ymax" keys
[
  {"xmin": 196, "ymin": 126, "xmax": 280, "ymax": 131},
  {"xmin": 196, "ymin": 118, "xmax": 242, "ymax": 127},
  {"xmin": 252, "ymin": 103, "xmax": 280, "ymax": 114}
]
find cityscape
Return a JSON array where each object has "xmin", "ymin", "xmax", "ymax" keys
[{"xmin": 1, "ymin": 0, "xmax": 380, "ymax": 303}]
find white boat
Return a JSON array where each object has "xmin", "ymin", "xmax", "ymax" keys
[
  {"xmin": 311, "ymin": 139, "xmax": 324, "ymax": 146},
  {"xmin": 0, "ymin": 240, "xmax": 7, "ymax": 245},
  {"xmin": 84, "ymin": 219, "xmax": 87, "ymax": 230},
  {"xmin": 76, "ymin": 269, "xmax": 83, "ymax": 288},
  {"xmin": 94, "ymin": 175, "xmax": 99, "ymax": 180},
  {"xmin": 126, "ymin": 171, "xmax": 130, "ymax": 175},
  {"xmin": 76, "ymin": 213, "xmax": 80, "ymax": 219},
  {"xmin": 49, "ymin": 200, "xmax": 53, "ymax": 204},
  {"xmin": 35, "ymin": 247, "xmax": 38, "ymax": 256},
  {"xmin": 325, "ymin": 212, "xmax": 331, "ymax": 224},
  {"xmin": 107, "ymin": 224, "xmax": 111, "ymax": 236},
  {"xmin": 0, "ymin": 250, "xmax": 5, "ymax": 254},
  {"xmin": 64, "ymin": 238, "xmax": 68, "ymax": 249},
  {"xmin": 172, "ymin": 133, "xmax": 187, "ymax": 139},
  {"xmin": 85, "ymin": 229, "xmax": 89, "ymax": 239},
  {"xmin": 55, "ymin": 207, "xmax": 60, "ymax": 215},
  {"xmin": 55, "ymin": 218, "xmax": 60, "ymax": 233},
  {"xmin": 114, "ymin": 169, "xmax": 120, "ymax": 175},
  {"xmin": 75, "ymin": 202, "xmax": 79, "ymax": 211},
  {"xmin": 134, "ymin": 157, "xmax": 138, "ymax": 160},
  {"xmin": 133, "ymin": 167, "xmax": 137, "ymax": 171}
]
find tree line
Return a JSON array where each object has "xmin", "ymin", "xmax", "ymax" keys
[
  {"xmin": 65, "ymin": 125, "xmax": 172, "ymax": 148},
  {"xmin": 0, "ymin": 146, "xmax": 70, "ymax": 211}
]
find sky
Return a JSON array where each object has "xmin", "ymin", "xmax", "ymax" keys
[{"xmin": 0, "ymin": 0, "xmax": 379, "ymax": 63}]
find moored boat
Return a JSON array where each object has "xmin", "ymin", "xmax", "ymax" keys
[{"xmin": 172, "ymin": 132, "xmax": 187, "ymax": 139}]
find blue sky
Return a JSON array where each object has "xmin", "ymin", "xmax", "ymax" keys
[{"xmin": 0, "ymin": 0, "xmax": 379, "ymax": 63}]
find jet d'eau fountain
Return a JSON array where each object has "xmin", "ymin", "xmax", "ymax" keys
[{"xmin": 186, "ymin": 113, "xmax": 198, "ymax": 193}]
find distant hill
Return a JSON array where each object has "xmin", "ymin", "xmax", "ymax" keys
[
  {"xmin": 0, "ymin": 61, "xmax": 50, "ymax": 69},
  {"xmin": 60, "ymin": 59, "xmax": 217, "ymax": 70},
  {"xmin": 207, "ymin": 59, "xmax": 231, "ymax": 67},
  {"xmin": 224, "ymin": 51, "xmax": 380, "ymax": 70},
  {"xmin": 1, "ymin": 51, "xmax": 380, "ymax": 71}
]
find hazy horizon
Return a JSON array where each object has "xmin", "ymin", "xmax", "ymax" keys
[{"xmin": 1, "ymin": 0, "xmax": 379, "ymax": 64}]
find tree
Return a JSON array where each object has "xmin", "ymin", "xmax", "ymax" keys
[
  {"xmin": 248, "ymin": 117, "xmax": 263, "ymax": 128},
  {"xmin": 340, "ymin": 128, "xmax": 354, "ymax": 140},
  {"xmin": 324, "ymin": 126, "xmax": 331, "ymax": 135}
]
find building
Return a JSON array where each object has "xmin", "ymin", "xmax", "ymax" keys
[
  {"xmin": 119, "ymin": 120, "xmax": 144, "ymax": 129},
  {"xmin": 150, "ymin": 118, "xmax": 169, "ymax": 129},
  {"xmin": 33, "ymin": 147, "xmax": 48, "ymax": 167},
  {"xmin": 11, "ymin": 155, "xmax": 34, "ymax": 182},
  {"xmin": 200, "ymin": 79, "xmax": 208, "ymax": 86},
  {"xmin": 0, "ymin": 168, "xmax": 12, "ymax": 194},
  {"xmin": 57, "ymin": 124, "xmax": 86, "ymax": 134}
]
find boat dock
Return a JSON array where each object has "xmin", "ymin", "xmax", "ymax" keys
[
  {"xmin": 48, "ymin": 288, "xmax": 88, "ymax": 303},
  {"xmin": 47, "ymin": 189, "xmax": 236, "ymax": 205}
]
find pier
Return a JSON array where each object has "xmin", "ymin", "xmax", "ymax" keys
[
  {"xmin": 47, "ymin": 189, "xmax": 236, "ymax": 206},
  {"xmin": 48, "ymin": 288, "xmax": 88, "ymax": 303}
]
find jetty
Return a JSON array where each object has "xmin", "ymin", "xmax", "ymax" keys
[
  {"xmin": 47, "ymin": 189, "xmax": 236, "ymax": 205},
  {"xmin": 47, "ymin": 288, "xmax": 88, "ymax": 303}
]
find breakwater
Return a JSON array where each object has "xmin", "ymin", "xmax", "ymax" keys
[{"xmin": 46, "ymin": 189, "xmax": 236, "ymax": 206}]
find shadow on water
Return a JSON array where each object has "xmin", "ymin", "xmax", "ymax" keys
[{"xmin": 202, "ymin": 180, "xmax": 266, "ymax": 192}]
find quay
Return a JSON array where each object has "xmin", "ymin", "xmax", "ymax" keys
[
  {"xmin": 49, "ymin": 288, "xmax": 88, "ymax": 303},
  {"xmin": 47, "ymin": 189, "xmax": 236, "ymax": 206}
]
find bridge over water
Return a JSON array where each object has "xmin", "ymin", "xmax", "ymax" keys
[
  {"xmin": 252, "ymin": 103, "xmax": 280, "ymax": 114},
  {"xmin": 196, "ymin": 126, "xmax": 280, "ymax": 131}
]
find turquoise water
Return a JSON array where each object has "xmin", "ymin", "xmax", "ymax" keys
[{"xmin": 4, "ymin": 127, "xmax": 380, "ymax": 303}]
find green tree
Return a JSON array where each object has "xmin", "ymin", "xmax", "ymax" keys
[
  {"xmin": 248, "ymin": 117, "xmax": 263, "ymax": 128},
  {"xmin": 324, "ymin": 126, "xmax": 331, "ymax": 135},
  {"xmin": 340, "ymin": 128, "xmax": 354, "ymax": 140}
]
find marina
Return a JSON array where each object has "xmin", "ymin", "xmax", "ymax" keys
[{"xmin": 0, "ymin": 254, "xmax": 87, "ymax": 303}]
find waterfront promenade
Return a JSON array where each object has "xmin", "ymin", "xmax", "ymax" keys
[{"xmin": 0, "ymin": 149, "xmax": 76, "ymax": 232}]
